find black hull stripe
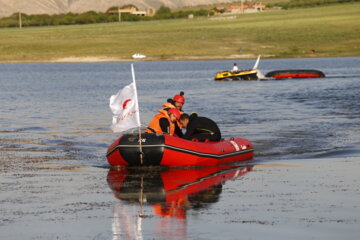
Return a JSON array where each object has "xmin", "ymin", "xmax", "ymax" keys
[
  {"xmin": 107, "ymin": 143, "xmax": 253, "ymax": 159},
  {"xmin": 164, "ymin": 145, "xmax": 253, "ymax": 159}
]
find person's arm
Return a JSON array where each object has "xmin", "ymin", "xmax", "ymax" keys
[
  {"xmin": 174, "ymin": 124, "xmax": 183, "ymax": 137},
  {"xmin": 182, "ymin": 122, "xmax": 196, "ymax": 140},
  {"xmin": 159, "ymin": 118, "xmax": 170, "ymax": 134}
]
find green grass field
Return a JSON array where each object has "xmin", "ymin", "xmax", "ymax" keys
[{"xmin": 0, "ymin": 3, "xmax": 359, "ymax": 62}]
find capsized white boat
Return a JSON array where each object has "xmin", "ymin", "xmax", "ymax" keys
[{"xmin": 132, "ymin": 53, "xmax": 146, "ymax": 59}]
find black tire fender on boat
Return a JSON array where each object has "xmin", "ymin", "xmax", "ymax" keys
[{"xmin": 119, "ymin": 133, "xmax": 165, "ymax": 166}]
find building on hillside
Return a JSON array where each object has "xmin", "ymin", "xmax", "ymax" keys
[
  {"xmin": 252, "ymin": 4, "xmax": 266, "ymax": 12},
  {"xmin": 215, "ymin": 6, "xmax": 225, "ymax": 11},
  {"xmin": 222, "ymin": 3, "xmax": 265, "ymax": 14},
  {"xmin": 107, "ymin": 5, "xmax": 155, "ymax": 17}
]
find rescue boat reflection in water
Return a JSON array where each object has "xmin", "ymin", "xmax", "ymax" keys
[{"xmin": 108, "ymin": 165, "xmax": 253, "ymax": 239}]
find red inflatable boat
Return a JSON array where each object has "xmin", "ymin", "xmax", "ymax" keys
[
  {"xmin": 265, "ymin": 69, "xmax": 325, "ymax": 79},
  {"xmin": 106, "ymin": 133, "xmax": 254, "ymax": 167}
]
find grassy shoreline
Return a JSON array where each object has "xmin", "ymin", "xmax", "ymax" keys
[{"xmin": 1, "ymin": 3, "xmax": 359, "ymax": 63}]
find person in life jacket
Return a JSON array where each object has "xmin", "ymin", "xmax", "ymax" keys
[
  {"xmin": 145, "ymin": 108, "xmax": 181, "ymax": 136},
  {"xmin": 162, "ymin": 91, "xmax": 185, "ymax": 112},
  {"xmin": 179, "ymin": 113, "xmax": 221, "ymax": 142},
  {"xmin": 162, "ymin": 91, "xmax": 186, "ymax": 136}
]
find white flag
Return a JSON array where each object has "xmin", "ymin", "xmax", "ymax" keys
[{"xmin": 109, "ymin": 82, "xmax": 140, "ymax": 132}]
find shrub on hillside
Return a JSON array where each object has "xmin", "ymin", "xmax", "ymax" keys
[{"xmin": 0, "ymin": 4, "xmax": 213, "ymax": 28}]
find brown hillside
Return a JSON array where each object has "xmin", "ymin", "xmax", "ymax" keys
[{"xmin": 0, "ymin": 0, "xmax": 239, "ymax": 17}]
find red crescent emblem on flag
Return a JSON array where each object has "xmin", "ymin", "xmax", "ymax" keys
[{"xmin": 122, "ymin": 99, "xmax": 132, "ymax": 109}]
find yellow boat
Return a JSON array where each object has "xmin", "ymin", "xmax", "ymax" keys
[
  {"xmin": 214, "ymin": 69, "xmax": 259, "ymax": 81},
  {"xmin": 214, "ymin": 55, "xmax": 261, "ymax": 81}
]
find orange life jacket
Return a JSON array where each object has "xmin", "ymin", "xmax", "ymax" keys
[
  {"xmin": 162, "ymin": 102, "xmax": 176, "ymax": 109},
  {"xmin": 161, "ymin": 102, "xmax": 183, "ymax": 129},
  {"xmin": 162, "ymin": 102, "xmax": 184, "ymax": 114},
  {"xmin": 145, "ymin": 109, "xmax": 175, "ymax": 135}
]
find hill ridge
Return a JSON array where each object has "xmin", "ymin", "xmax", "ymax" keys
[{"xmin": 0, "ymin": 0, "xmax": 238, "ymax": 17}]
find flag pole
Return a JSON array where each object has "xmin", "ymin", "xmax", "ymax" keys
[
  {"xmin": 131, "ymin": 64, "xmax": 144, "ymax": 165},
  {"xmin": 139, "ymin": 175, "xmax": 144, "ymax": 217}
]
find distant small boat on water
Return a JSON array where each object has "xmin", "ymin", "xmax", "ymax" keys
[
  {"xmin": 214, "ymin": 55, "xmax": 325, "ymax": 81},
  {"xmin": 265, "ymin": 69, "xmax": 325, "ymax": 79},
  {"xmin": 215, "ymin": 69, "xmax": 260, "ymax": 81},
  {"xmin": 214, "ymin": 55, "xmax": 263, "ymax": 81},
  {"xmin": 132, "ymin": 53, "xmax": 146, "ymax": 59}
]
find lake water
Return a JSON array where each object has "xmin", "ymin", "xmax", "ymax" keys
[{"xmin": 1, "ymin": 57, "xmax": 360, "ymax": 239}]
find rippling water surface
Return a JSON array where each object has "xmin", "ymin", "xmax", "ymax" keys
[
  {"xmin": 1, "ymin": 57, "xmax": 359, "ymax": 163},
  {"xmin": 1, "ymin": 57, "xmax": 359, "ymax": 239}
]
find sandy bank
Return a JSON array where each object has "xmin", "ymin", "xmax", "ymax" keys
[{"xmin": 0, "ymin": 54, "xmax": 275, "ymax": 64}]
